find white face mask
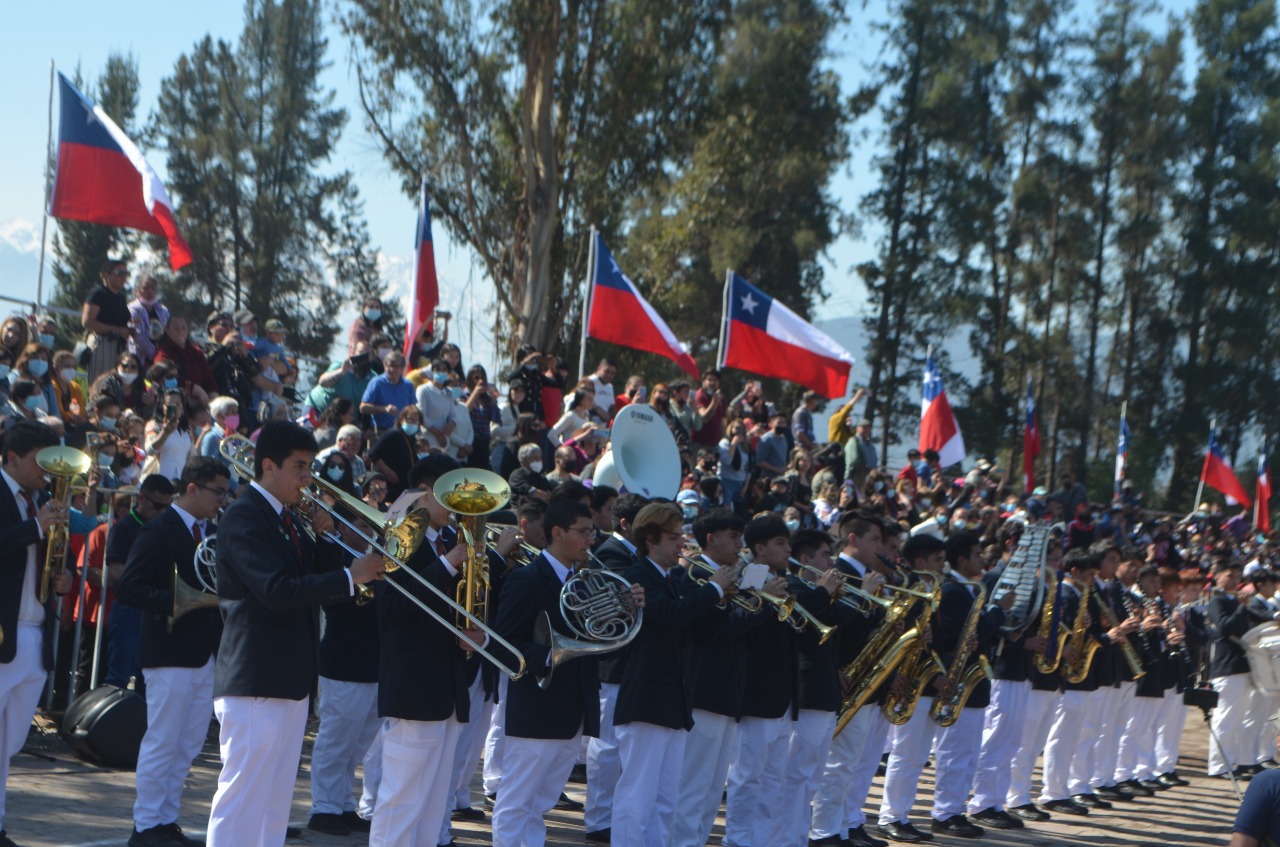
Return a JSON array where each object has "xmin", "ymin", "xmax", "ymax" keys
[
  {"xmin": 529, "ymin": 461, "xmax": 543, "ymax": 473},
  {"xmin": 119, "ymin": 370, "xmax": 138, "ymax": 385},
  {"xmin": 785, "ymin": 519, "xmax": 800, "ymax": 532}
]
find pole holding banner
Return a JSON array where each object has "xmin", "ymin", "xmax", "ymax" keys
[
  {"xmin": 578, "ymin": 228, "xmax": 597, "ymax": 380},
  {"xmin": 1194, "ymin": 417, "xmax": 1213, "ymax": 513},
  {"xmin": 717, "ymin": 269, "xmax": 732, "ymax": 369},
  {"xmin": 36, "ymin": 60, "xmax": 55, "ymax": 310}
]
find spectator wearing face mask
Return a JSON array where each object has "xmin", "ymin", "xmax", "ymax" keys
[
  {"xmin": 463, "ymin": 365, "xmax": 501, "ymax": 470},
  {"xmin": 348, "ymin": 296, "xmax": 385, "ymax": 356},
  {"xmin": 441, "ymin": 374, "xmax": 476, "ymax": 462},
  {"xmin": 200, "ymin": 396, "xmax": 242, "ymax": 486},
  {"xmin": 316, "ymin": 424, "xmax": 368, "ymax": 482},
  {"xmin": 154, "ymin": 315, "xmax": 219, "ymax": 398},
  {"xmin": 361, "ymin": 352, "xmax": 416, "ymax": 431},
  {"xmin": 12, "ymin": 342, "xmax": 58, "ymax": 419},
  {"xmin": 128, "ymin": 274, "xmax": 169, "ymax": 366},
  {"xmin": 755, "ymin": 414, "xmax": 791, "ymax": 478},
  {"xmin": 546, "ymin": 445, "xmax": 582, "ymax": 485},
  {"xmin": 144, "ymin": 391, "xmax": 193, "ymax": 482},
  {"xmin": 0, "ymin": 316, "xmax": 30, "ymax": 363},
  {"xmin": 81, "ymin": 258, "xmax": 135, "ymax": 386},
  {"xmin": 369, "ymin": 405, "xmax": 423, "ymax": 501},
  {"xmin": 718, "ymin": 420, "xmax": 752, "ymax": 506},
  {"xmin": 510, "ymin": 442, "xmax": 553, "ymax": 501},
  {"xmin": 91, "ymin": 352, "xmax": 151, "ymax": 417},
  {"xmin": 5, "ymin": 380, "xmax": 42, "ymax": 424},
  {"xmin": 312, "ymin": 341, "xmax": 379, "ymax": 417},
  {"xmin": 417, "ymin": 359, "xmax": 457, "ymax": 451},
  {"xmin": 51, "ymin": 349, "xmax": 87, "ymax": 427},
  {"xmin": 66, "ymin": 396, "xmax": 121, "ymax": 451}
]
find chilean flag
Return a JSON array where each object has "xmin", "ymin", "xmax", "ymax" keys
[
  {"xmin": 1023, "ymin": 377, "xmax": 1041, "ymax": 492},
  {"xmin": 1258, "ymin": 447, "xmax": 1272, "ymax": 533},
  {"xmin": 403, "ymin": 177, "xmax": 440, "ymax": 360},
  {"xmin": 1201, "ymin": 424, "xmax": 1251, "ymax": 508},
  {"xmin": 1115, "ymin": 411, "xmax": 1131, "ymax": 483},
  {"xmin": 720, "ymin": 272, "xmax": 853, "ymax": 398},
  {"xmin": 585, "ymin": 232, "xmax": 698, "ymax": 378},
  {"xmin": 919, "ymin": 353, "xmax": 965, "ymax": 468},
  {"xmin": 48, "ymin": 73, "xmax": 191, "ymax": 271}
]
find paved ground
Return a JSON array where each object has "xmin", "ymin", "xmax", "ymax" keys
[{"xmin": 4, "ymin": 705, "xmax": 1239, "ymax": 846}]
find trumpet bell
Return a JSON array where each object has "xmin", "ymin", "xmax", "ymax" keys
[
  {"xmin": 170, "ymin": 570, "xmax": 219, "ymax": 631},
  {"xmin": 36, "ymin": 446, "xmax": 93, "ymax": 477}
]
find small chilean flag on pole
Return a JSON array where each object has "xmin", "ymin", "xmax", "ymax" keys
[
  {"xmin": 1257, "ymin": 442, "xmax": 1271, "ymax": 533},
  {"xmin": 718, "ymin": 272, "xmax": 853, "ymax": 398},
  {"xmin": 1115, "ymin": 402, "xmax": 1131, "ymax": 483},
  {"xmin": 48, "ymin": 73, "xmax": 191, "ymax": 270},
  {"xmin": 919, "ymin": 350, "xmax": 965, "ymax": 468},
  {"xmin": 403, "ymin": 177, "xmax": 440, "ymax": 360},
  {"xmin": 1199, "ymin": 420, "xmax": 1251, "ymax": 508},
  {"xmin": 1023, "ymin": 376, "xmax": 1041, "ymax": 492},
  {"xmin": 579, "ymin": 231, "xmax": 698, "ymax": 379}
]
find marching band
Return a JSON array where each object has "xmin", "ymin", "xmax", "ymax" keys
[{"xmin": 0, "ymin": 415, "xmax": 1267, "ymax": 847}]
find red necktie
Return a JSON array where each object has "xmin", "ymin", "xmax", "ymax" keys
[
  {"xmin": 20, "ymin": 490, "xmax": 36, "ymax": 521},
  {"xmin": 281, "ymin": 510, "xmax": 302, "ymax": 560},
  {"xmin": 192, "ymin": 522, "xmax": 202, "ymax": 544},
  {"xmin": 434, "ymin": 536, "xmax": 447, "ymax": 558}
]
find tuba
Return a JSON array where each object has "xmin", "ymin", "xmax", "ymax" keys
[
  {"xmin": 170, "ymin": 536, "xmax": 220, "ymax": 631},
  {"xmin": 36, "ymin": 446, "xmax": 92, "ymax": 603},
  {"xmin": 929, "ymin": 583, "xmax": 993, "ymax": 726},
  {"xmin": 219, "ymin": 434, "xmax": 527, "ymax": 680},
  {"xmin": 534, "ymin": 568, "xmax": 643, "ymax": 689},
  {"xmin": 433, "ymin": 468, "xmax": 511, "ymax": 657},
  {"xmin": 592, "ymin": 405, "xmax": 682, "ymax": 498}
]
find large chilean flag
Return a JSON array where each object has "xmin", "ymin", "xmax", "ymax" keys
[
  {"xmin": 48, "ymin": 73, "xmax": 191, "ymax": 270},
  {"xmin": 404, "ymin": 177, "xmax": 441, "ymax": 360},
  {"xmin": 585, "ymin": 232, "xmax": 698, "ymax": 378},
  {"xmin": 1201, "ymin": 424, "xmax": 1251, "ymax": 508},
  {"xmin": 920, "ymin": 353, "xmax": 966, "ymax": 468},
  {"xmin": 720, "ymin": 272, "xmax": 853, "ymax": 398}
]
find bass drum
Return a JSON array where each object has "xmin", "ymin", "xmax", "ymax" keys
[
  {"xmin": 59, "ymin": 684, "xmax": 147, "ymax": 769},
  {"xmin": 1242, "ymin": 621, "xmax": 1280, "ymax": 693}
]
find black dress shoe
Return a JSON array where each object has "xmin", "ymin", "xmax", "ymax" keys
[
  {"xmin": 554, "ymin": 792, "xmax": 584, "ymax": 811},
  {"xmin": 160, "ymin": 823, "xmax": 203, "ymax": 845},
  {"xmin": 968, "ymin": 808, "xmax": 1015, "ymax": 829},
  {"xmin": 341, "ymin": 812, "xmax": 371, "ymax": 832},
  {"xmin": 930, "ymin": 815, "xmax": 982, "ymax": 838},
  {"xmin": 286, "ymin": 827, "xmax": 302, "ymax": 838},
  {"xmin": 1120, "ymin": 778, "xmax": 1156, "ymax": 795},
  {"xmin": 1008, "ymin": 803, "xmax": 1050, "ymax": 821},
  {"xmin": 307, "ymin": 813, "xmax": 350, "ymax": 835},
  {"xmin": 1244, "ymin": 763, "xmax": 1266, "ymax": 776},
  {"xmin": 585, "ymin": 828, "xmax": 611, "ymax": 843},
  {"xmin": 1073, "ymin": 793, "xmax": 1111, "ymax": 809},
  {"xmin": 0, "ymin": 830, "xmax": 20, "ymax": 847},
  {"xmin": 484, "ymin": 792, "xmax": 497, "ymax": 809},
  {"xmin": 1042, "ymin": 799, "xmax": 1090, "ymax": 816},
  {"xmin": 1138, "ymin": 778, "xmax": 1166, "ymax": 791},
  {"xmin": 129, "ymin": 828, "xmax": 177, "ymax": 847},
  {"xmin": 848, "ymin": 825, "xmax": 889, "ymax": 847},
  {"xmin": 808, "ymin": 837, "xmax": 846, "ymax": 847},
  {"xmin": 1094, "ymin": 785, "xmax": 1132, "ymax": 801},
  {"xmin": 1261, "ymin": 759, "xmax": 1280, "ymax": 769},
  {"xmin": 1159, "ymin": 771, "xmax": 1190, "ymax": 787},
  {"xmin": 996, "ymin": 810, "xmax": 1024, "ymax": 829},
  {"xmin": 569, "ymin": 762, "xmax": 589, "ymax": 783},
  {"xmin": 452, "ymin": 806, "xmax": 486, "ymax": 821},
  {"xmin": 876, "ymin": 821, "xmax": 932, "ymax": 842}
]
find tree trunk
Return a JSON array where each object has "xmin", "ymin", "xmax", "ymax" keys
[{"xmin": 519, "ymin": 0, "xmax": 561, "ymax": 350}]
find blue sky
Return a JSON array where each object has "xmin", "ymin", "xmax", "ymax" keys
[{"xmin": 0, "ymin": 0, "xmax": 1196, "ymax": 397}]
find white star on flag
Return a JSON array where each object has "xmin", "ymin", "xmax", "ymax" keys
[{"xmin": 740, "ymin": 292, "xmax": 759, "ymax": 314}]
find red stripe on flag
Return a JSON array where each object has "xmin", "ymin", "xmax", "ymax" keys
[
  {"xmin": 1203, "ymin": 453, "xmax": 1252, "ymax": 508},
  {"xmin": 50, "ymin": 142, "xmax": 164, "ymax": 235},
  {"xmin": 723, "ymin": 320, "xmax": 851, "ymax": 398},
  {"xmin": 588, "ymin": 284, "xmax": 698, "ymax": 378},
  {"xmin": 151, "ymin": 203, "xmax": 192, "ymax": 271},
  {"xmin": 404, "ymin": 240, "xmax": 440, "ymax": 361}
]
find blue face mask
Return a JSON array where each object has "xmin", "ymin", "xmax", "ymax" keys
[
  {"xmin": 326, "ymin": 466, "xmax": 345, "ymax": 482},
  {"xmin": 364, "ymin": 308, "xmax": 382, "ymax": 322},
  {"xmin": 450, "ymin": 386, "xmax": 464, "ymax": 400},
  {"xmin": 24, "ymin": 395, "xmax": 42, "ymax": 410},
  {"xmin": 38, "ymin": 333, "xmax": 54, "ymax": 348},
  {"xmin": 163, "ymin": 377, "xmax": 179, "ymax": 391},
  {"xmin": 402, "ymin": 423, "xmax": 420, "ymax": 436},
  {"xmin": 26, "ymin": 359, "xmax": 48, "ymax": 378},
  {"xmin": 873, "ymin": 481, "xmax": 885, "ymax": 492},
  {"xmin": 432, "ymin": 371, "xmax": 449, "ymax": 385},
  {"xmin": 0, "ymin": 365, "xmax": 9, "ymax": 380},
  {"xmin": 99, "ymin": 416, "xmax": 117, "ymax": 430}
]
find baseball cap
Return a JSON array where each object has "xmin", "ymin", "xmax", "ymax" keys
[
  {"xmin": 264, "ymin": 319, "xmax": 286, "ymax": 332},
  {"xmin": 234, "ymin": 309, "xmax": 256, "ymax": 325}
]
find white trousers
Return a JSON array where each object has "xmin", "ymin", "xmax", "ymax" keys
[
  {"xmin": 1115, "ymin": 693, "xmax": 1160, "ymax": 783},
  {"xmin": 449, "ymin": 676, "xmax": 492, "ymax": 811},
  {"xmin": 672, "ymin": 709, "xmax": 737, "ymax": 847},
  {"xmin": 779, "ymin": 710, "xmax": 836, "ymax": 847},
  {"xmin": 310, "ymin": 677, "xmax": 382, "ymax": 817},
  {"xmin": 1210, "ymin": 674, "xmax": 1258, "ymax": 775},
  {"xmin": 584, "ymin": 682, "xmax": 620, "ymax": 833},
  {"xmin": 1252, "ymin": 691, "xmax": 1279, "ymax": 765},
  {"xmin": 1155, "ymin": 691, "xmax": 1188, "ymax": 775},
  {"xmin": 482, "ymin": 675, "xmax": 509, "ymax": 795},
  {"xmin": 968, "ymin": 679, "xmax": 1029, "ymax": 814},
  {"xmin": 1089, "ymin": 683, "xmax": 1130, "ymax": 787},
  {"xmin": 877, "ymin": 707, "xmax": 936, "ymax": 825},
  {"xmin": 0, "ymin": 624, "xmax": 45, "ymax": 831},
  {"xmin": 932, "ymin": 708, "xmax": 983, "ymax": 819},
  {"xmin": 845, "ymin": 708, "xmax": 891, "ymax": 830},
  {"xmin": 208, "ymin": 695, "xmax": 310, "ymax": 847},
  {"xmin": 1039, "ymin": 689, "xmax": 1098, "ymax": 802},
  {"xmin": 613, "ymin": 722, "xmax": 688, "ymax": 847},
  {"xmin": 724, "ymin": 714, "xmax": 791, "ymax": 847},
  {"xmin": 369, "ymin": 716, "xmax": 462, "ymax": 847},
  {"xmin": 1006, "ymin": 688, "xmax": 1060, "ymax": 808},
  {"xmin": 809, "ymin": 706, "xmax": 875, "ymax": 839},
  {"xmin": 491, "ymin": 733, "xmax": 580, "ymax": 847},
  {"xmin": 134, "ymin": 659, "xmax": 215, "ymax": 830}
]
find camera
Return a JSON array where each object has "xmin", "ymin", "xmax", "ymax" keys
[{"xmin": 434, "ymin": 309, "xmax": 452, "ymax": 321}]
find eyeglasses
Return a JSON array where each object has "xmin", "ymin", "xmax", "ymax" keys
[
  {"xmin": 196, "ymin": 484, "xmax": 232, "ymax": 501},
  {"xmin": 118, "ymin": 363, "xmax": 138, "ymax": 371},
  {"xmin": 366, "ymin": 486, "xmax": 387, "ymax": 496},
  {"xmin": 110, "ymin": 269, "xmax": 129, "ymax": 277},
  {"xmin": 567, "ymin": 526, "xmax": 598, "ymax": 542}
]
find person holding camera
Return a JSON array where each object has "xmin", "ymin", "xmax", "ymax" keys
[
  {"xmin": 144, "ymin": 390, "xmax": 193, "ymax": 482},
  {"xmin": 311, "ymin": 341, "xmax": 379, "ymax": 419}
]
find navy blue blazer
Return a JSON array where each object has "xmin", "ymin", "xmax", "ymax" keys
[{"xmin": 0, "ymin": 481, "xmax": 54, "ymax": 669}]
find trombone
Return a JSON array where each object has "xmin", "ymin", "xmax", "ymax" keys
[
  {"xmin": 219, "ymin": 434, "xmax": 526, "ymax": 680},
  {"xmin": 788, "ymin": 558, "xmax": 939, "ymax": 615}
]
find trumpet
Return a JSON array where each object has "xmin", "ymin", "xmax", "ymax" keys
[
  {"xmin": 219, "ymin": 434, "xmax": 527, "ymax": 680},
  {"xmin": 485, "ymin": 523, "xmax": 542, "ymax": 564},
  {"xmin": 677, "ymin": 551, "xmax": 778, "ymax": 618}
]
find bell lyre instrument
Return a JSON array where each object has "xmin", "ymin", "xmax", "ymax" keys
[
  {"xmin": 170, "ymin": 535, "xmax": 220, "ymax": 631},
  {"xmin": 991, "ymin": 521, "xmax": 1050, "ymax": 634},
  {"xmin": 36, "ymin": 446, "xmax": 92, "ymax": 603},
  {"xmin": 534, "ymin": 567, "xmax": 643, "ymax": 689},
  {"xmin": 219, "ymin": 434, "xmax": 526, "ymax": 680},
  {"xmin": 433, "ymin": 468, "xmax": 511, "ymax": 659}
]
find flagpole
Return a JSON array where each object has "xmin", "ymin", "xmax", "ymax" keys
[
  {"xmin": 1194, "ymin": 417, "xmax": 1212, "ymax": 512},
  {"xmin": 1119, "ymin": 400, "xmax": 1127, "ymax": 479},
  {"xmin": 36, "ymin": 60, "xmax": 55, "ymax": 310},
  {"xmin": 578, "ymin": 228, "xmax": 596, "ymax": 380},
  {"xmin": 717, "ymin": 270, "xmax": 732, "ymax": 369},
  {"xmin": 1257, "ymin": 434, "xmax": 1265, "ymax": 528}
]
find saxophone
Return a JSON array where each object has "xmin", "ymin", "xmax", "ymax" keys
[
  {"xmin": 879, "ymin": 573, "xmax": 947, "ymax": 726},
  {"xmin": 1032, "ymin": 569, "xmax": 1065, "ymax": 674},
  {"xmin": 833, "ymin": 573, "xmax": 938, "ymax": 736},
  {"xmin": 930, "ymin": 583, "xmax": 994, "ymax": 727},
  {"xmin": 1060, "ymin": 581, "xmax": 1101, "ymax": 684}
]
